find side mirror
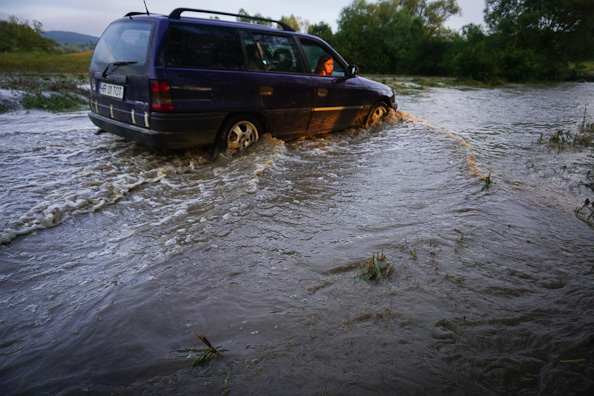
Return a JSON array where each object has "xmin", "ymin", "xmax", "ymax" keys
[{"xmin": 347, "ymin": 65, "xmax": 359, "ymax": 77}]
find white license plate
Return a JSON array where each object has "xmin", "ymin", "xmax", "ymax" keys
[{"xmin": 99, "ymin": 82, "xmax": 124, "ymax": 99}]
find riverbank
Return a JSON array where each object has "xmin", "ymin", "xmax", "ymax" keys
[
  {"xmin": 0, "ymin": 73, "xmax": 89, "ymax": 113},
  {"xmin": 0, "ymin": 51, "xmax": 92, "ymax": 112}
]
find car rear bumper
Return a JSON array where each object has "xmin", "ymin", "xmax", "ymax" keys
[{"xmin": 88, "ymin": 112, "xmax": 222, "ymax": 150}]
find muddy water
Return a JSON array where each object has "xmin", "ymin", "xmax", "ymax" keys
[{"xmin": 1, "ymin": 83, "xmax": 593, "ymax": 395}]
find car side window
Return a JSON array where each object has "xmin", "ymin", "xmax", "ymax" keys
[
  {"xmin": 167, "ymin": 24, "xmax": 245, "ymax": 70},
  {"xmin": 300, "ymin": 40, "xmax": 345, "ymax": 77},
  {"xmin": 242, "ymin": 31, "xmax": 304, "ymax": 74}
]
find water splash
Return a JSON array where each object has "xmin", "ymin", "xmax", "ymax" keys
[{"xmin": 392, "ymin": 110, "xmax": 486, "ymax": 179}]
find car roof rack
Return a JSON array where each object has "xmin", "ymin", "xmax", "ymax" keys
[{"xmin": 168, "ymin": 8, "xmax": 295, "ymax": 32}]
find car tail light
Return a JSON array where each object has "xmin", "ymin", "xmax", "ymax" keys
[{"xmin": 149, "ymin": 80, "xmax": 174, "ymax": 111}]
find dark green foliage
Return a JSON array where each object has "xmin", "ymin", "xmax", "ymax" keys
[
  {"xmin": 482, "ymin": 0, "xmax": 594, "ymax": 81},
  {"xmin": 333, "ymin": 1, "xmax": 427, "ymax": 74},
  {"xmin": 0, "ymin": 16, "xmax": 59, "ymax": 54},
  {"xmin": 451, "ymin": 24, "xmax": 498, "ymax": 82},
  {"xmin": 328, "ymin": 0, "xmax": 594, "ymax": 82},
  {"xmin": 308, "ymin": 22, "xmax": 335, "ymax": 45}
]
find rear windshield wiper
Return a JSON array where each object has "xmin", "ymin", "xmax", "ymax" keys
[{"xmin": 102, "ymin": 61, "xmax": 138, "ymax": 77}]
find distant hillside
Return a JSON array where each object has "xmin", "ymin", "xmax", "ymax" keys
[
  {"xmin": 42, "ymin": 31, "xmax": 99, "ymax": 46},
  {"xmin": 41, "ymin": 31, "xmax": 99, "ymax": 54}
]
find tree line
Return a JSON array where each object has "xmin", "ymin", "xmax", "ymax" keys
[
  {"xmin": 2, "ymin": 1, "xmax": 593, "ymax": 82},
  {"xmin": 296, "ymin": 0, "xmax": 594, "ymax": 82}
]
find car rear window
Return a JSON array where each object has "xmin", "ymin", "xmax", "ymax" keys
[
  {"xmin": 167, "ymin": 24, "xmax": 245, "ymax": 70},
  {"xmin": 90, "ymin": 21, "xmax": 152, "ymax": 73}
]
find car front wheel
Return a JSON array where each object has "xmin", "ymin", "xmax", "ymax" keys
[{"xmin": 366, "ymin": 102, "xmax": 389, "ymax": 128}]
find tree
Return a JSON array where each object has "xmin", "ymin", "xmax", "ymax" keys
[
  {"xmin": 485, "ymin": 0, "xmax": 594, "ymax": 60},
  {"xmin": 452, "ymin": 24, "xmax": 499, "ymax": 81},
  {"xmin": 400, "ymin": 0, "xmax": 461, "ymax": 37},
  {"xmin": 308, "ymin": 22, "xmax": 335, "ymax": 44},
  {"xmin": 0, "ymin": 16, "xmax": 58, "ymax": 53},
  {"xmin": 334, "ymin": 0, "xmax": 426, "ymax": 73},
  {"xmin": 280, "ymin": 14, "xmax": 310, "ymax": 33},
  {"xmin": 236, "ymin": 8, "xmax": 273, "ymax": 27}
]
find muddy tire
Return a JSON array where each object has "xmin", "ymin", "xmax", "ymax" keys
[
  {"xmin": 217, "ymin": 115, "xmax": 261, "ymax": 155},
  {"xmin": 365, "ymin": 102, "xmax": 389, "ymax": 128}
]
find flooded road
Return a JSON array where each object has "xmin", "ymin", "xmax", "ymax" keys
[{"xmin": 1, "ymin": 83, "xmax": 593, "ymax": 395}]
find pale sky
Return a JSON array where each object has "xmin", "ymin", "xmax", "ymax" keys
[{"xmin": 0, "ymin": 0, "xmax": 485, "ymax": 37}]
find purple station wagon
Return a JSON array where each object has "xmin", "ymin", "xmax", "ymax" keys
[{"xmin": 88, "ymin": 9, "xmax": 397, "ymax": 153}]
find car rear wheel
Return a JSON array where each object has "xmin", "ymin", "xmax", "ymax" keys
[
  {"xmin": 366, "ymin": 102, "xmax": 389, "ymax": 127},
  {"xmin": 218, "ymin": 115, "xmax": 261, "ymax": 154}
]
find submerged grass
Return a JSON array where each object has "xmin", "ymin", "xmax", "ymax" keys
[
  {"xmin": 356, "ymin": 250, "xmax": 392, "ymax": 281},
  {"xmin": 480, "ymin": 172, "xmax": 493, "ymax": 190},
  {"xmin": 574, "ymin": 198, "xmax": 594, "ymax": 220},
  {"xmin": 539, "ymin": 105, "xmax": 594, "ymax": 149},
  {"xmin": 178, "ymin": 333, "xmax": 226, "ymax": 368}
]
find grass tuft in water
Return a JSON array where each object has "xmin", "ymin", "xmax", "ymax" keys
[
  {"xmin": 356, "ymin": 250, "xmax": 391, "ymax": 281},
  {"xmin": 178, "ymin": 333, "xmax": 226, "ymax": 367},
  {"xmin": 480, "ymin": 171, "xmax": 492, "ymax": 189},
  {"xmin": 540, "ymin": 105, "xmax": 594, "ymax": 149},
  {"xmin": 574, "ymin": 198, "xmax": 594, "ymax": 220}
]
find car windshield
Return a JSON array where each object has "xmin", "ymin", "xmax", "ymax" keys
[{"xmin": 90, "ymin": 21, "xmax": 152, "ymax": 74}]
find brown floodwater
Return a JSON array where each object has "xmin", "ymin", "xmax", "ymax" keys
[{"xmin": 1, "ymin": 83, "xmax": 593, "ymax": 395}]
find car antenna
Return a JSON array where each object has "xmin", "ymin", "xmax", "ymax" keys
[{"xmin": 143, "ymin": 0, "xmax": 150, "ymax": 15}]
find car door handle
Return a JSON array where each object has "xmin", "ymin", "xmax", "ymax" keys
[
  {"xmin": 317, "ymin": 88, "xmax": 328, "ymax": 97},
  {"xmin": 259, "ymin": 86, "xmax": 273, "ymax": 96}
]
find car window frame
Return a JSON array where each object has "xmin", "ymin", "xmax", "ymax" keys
[
  {"xmin": 240, "ymin": 29, "xmax": 306, "ymax": 75},
  {"xmin": 297, "ymin": 37, "xmax": 348, "ymax": 78},
  {"xmin": 165, "ymin": 22, "xmax": 246, "ymax": 71}
]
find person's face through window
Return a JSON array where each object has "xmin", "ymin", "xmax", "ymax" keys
[{"xmin": 323, "ymin": 58, "xmax": 334, "ymax": 76}]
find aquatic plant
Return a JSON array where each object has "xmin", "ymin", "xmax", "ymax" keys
[
  {"xmin": 178, "ymin": 333, "xmax": 225, "ymax": 367},
  {"xmin": 574, "ymin": 198, "xmax": 594, "ymax": 220},
  {"xmin": 541, "ymin": 106, "xmax": 594, "ymax": 149},
  {"xmin": 356, "ymin": 250, "xmax": 391, "ymax": 281},
  {"xmin": 579, "ymin": 105, "xmax": 594, "ymax": 134},
  {"xmin": 480, "ymin": 171, "xmax": 492, "ymax": 189}
]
